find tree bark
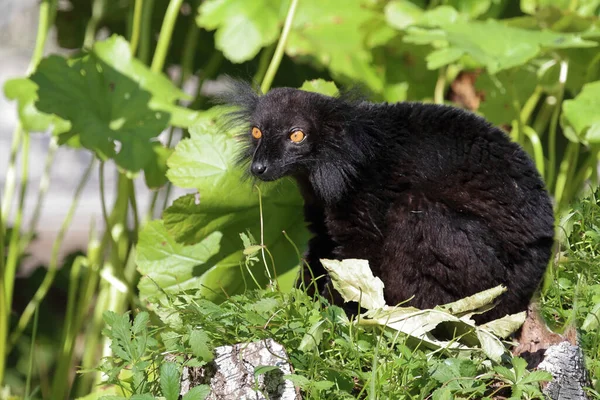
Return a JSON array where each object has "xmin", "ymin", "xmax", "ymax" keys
[{"xmin": 180, "ymin": 338, "xmax": 301, "ymax": 400}]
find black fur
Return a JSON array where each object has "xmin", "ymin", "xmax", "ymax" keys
[{"xmin": 221, "ymin": 80, "xmax": 555, "ymax": 323}]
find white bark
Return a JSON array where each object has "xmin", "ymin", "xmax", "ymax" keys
[
  {"xmin": 180, "ymin": 338, "xmax": 301, "ymax": 400},
  {"xmin": 538, "ymin": 341, "xmax": 591, "ymax": 400}
]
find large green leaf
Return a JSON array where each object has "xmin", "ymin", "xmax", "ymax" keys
[
  {"xmin": 287, "ymin": 0, "xmax": 383, "ymax": 92},
  {"xmin": 562, "ymin": 80, "xmax": 600, "ymax": 144},
  {"xmin": 137, "ymin": 116, "xmax": 310, "ymax": 302},
  {"xmin": 400, "ymin": 19, "xmax": 597, "ymax": 73},
  {"xmin": 197, "ymin": 0, "xmax": 285, "ymax": 63},
  {"xmin": 136, "ymin": 220, "xmax": 223, "ymax": 306},
  {"xmin": 30, "ymin": 35, "xmax": 199, "ymax": 172}
]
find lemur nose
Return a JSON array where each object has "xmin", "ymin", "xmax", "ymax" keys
[{"xmin": 251, "ymin": 162, "xmax": 267, "ymax": 175}]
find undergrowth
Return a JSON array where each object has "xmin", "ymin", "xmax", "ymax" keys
[{"xmin": 540, "ymin": 187, "xmax": 600, "ymax": 395}]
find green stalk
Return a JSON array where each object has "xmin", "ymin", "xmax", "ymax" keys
[
  {"xmin": 522, "ymin": 125, "xmax": 545, "ymax": 180},
  {"xmin": 531, "ymin": 96, "xmax": 554, "ymax": 139},
  {"xmin": 28, "ymin": 0, "xmax": 58, "ymax": 73},
  {"xmin": 547, "ymin": 61, "xmax": 568, "ymax": 193},
  {"xmin": 260, "ymin": 0, "xmax": 300, "ymax": 93},
  {"xmin": 554, "ymin": 141, "xmax": 579, "ymax": 211},
  {"xmin": 83, "ymin": 0, "xmax": 107, "ymax": 48},
  {"xmin": 138, "ymin": 0, "xmax": 155, "ymax": 65},
  {"xmin": 130, "ymin": 0, "xmax": 144, "ymax": 56},
  {"xmin": 253, "ymin": 44, "xmax": 277, "ymax": 86},
  {"xmin": 50, "ymin": 256, "xmax": 85, "ymax": 399},
  {"xmin": 520, "ymin": 86, "xmax": 543, "ymax": 126},
  {"xmin": 433, "ymin": 67, "xmax": 446, "ymax": 105},
  {"xmin": 151, "ymin": 0, "xmax": 185, "ymax": 73},
  {"xmin": 4, "ymin": 130, "xmax": 31, "ymax": 315},
  {"xmin": 24, "ymin": 137, "xmax": 58, "ymax": 243},
  {"xmin": 24, "ymin": 307, "xmax": 39, "ymax": 400},
  {"xmin": 73, "ymin": 229, "xmax": 104, "ymax": 398},
  {"xmin": 8, "ymin": 158, "xmax": 96, "ymax": 351},
  {"xmin": 1, "ymin": 125, "xmax": 24, "ymax": 224}
]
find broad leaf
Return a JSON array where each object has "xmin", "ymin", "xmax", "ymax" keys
[
  {"xmin": 136, "ymin": 220, "xmax": 223, "ymax": 306},
  {"xmin": 287, "ymin": 0, "xmax": 383, "ymax": 92},
  {"xmin": 31, "ymin": 55, "xmax": 168, "ymax": 172},
  {"xmin": 562, "ymin": 80, "xmax": 600, "ymax": 144},
  {"xmin": 197, "ymin": 0, "xmax": 285, "ymax": 63},
  {"xmin": 139, "ymin": 118, "xmax": 309, "ymax": 301},
  {"xmin": 402, "ymin": 19, "xmax": 597, "ymax": 73}
]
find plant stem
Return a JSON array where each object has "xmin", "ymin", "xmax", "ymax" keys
[
  {"xmin": 253, "ymin": 44, "xmax": 277, "ymax": 86},
  {"xmin": 547, "ymin": 61, "xmax": 568, "ymax": 193},
  {"xmin": 434, "ymin": 67, "xmax": 446, "ymax": 105},
  {"xmin": 28, "ymin": 0, "xmax": 58, "ymax": 73},
  {"xmin": 138, "ymin": 0, "xmax": 155, "ymax": 65},
  {"xmin": 83, "ymin": 0, "xmax": 107, "ymax": 48},
  {"xmin": 522, "ymin": 125, "xmax": 545, "ymax": 180},
  {"xmin": 50, "ymin": 255, "xmax": 85, "ymax": 399},
  {"xmin": 25, "ymin": 137, "xmax": 58, "ymax": 243},
  {"xmin": 8, "ymin": 158, "xmax": 95, "ymax": 352},
  {"xmin": 130, "ymin": 0, "xmax": 144, "ymax": 56},
  {"xmin": 555, "ymin": 141, "xmax": 579, "ymax": 211},
  {"xmin": 24, "ymin": 307, "xmax": 39, "ymax": 400},
  {"xmin": 260, "ymin": 0, "xmax": 299, "ymax": 93},
  {"xmin": 151, "ymin": 0, "xmax": 185, "ymax": 73},
  {"xmin": 4, "ymin": 131, "xmax": 31, "ymax": 314}
]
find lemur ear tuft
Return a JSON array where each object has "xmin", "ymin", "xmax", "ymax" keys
[{"xmin": 214, "ymin": 77, "xmax": 261, "ymax": 133}]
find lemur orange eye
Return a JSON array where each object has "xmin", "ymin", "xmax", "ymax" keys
[
  {"xmin": 290, "ymin": 130, "xmax": 305, "ymax": 143},
  {"xmin": 251, "ymin": 127, "xmax": 262, "ymax": 139}
]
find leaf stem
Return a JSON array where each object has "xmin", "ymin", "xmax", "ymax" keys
[
  {"xmin": 547, "ymin": 61, "xmax": 568, "ymax": 193},
  {"xmin": 260, "ymin": 0, "xmax": 299, "ymax": 93},
  {"xmin": 25, "ymin": 137, "xmax": 58, "ymax": 243},
  {"xmin": 138, "ymin": 0, "xmax": 155, "ymax": 65},
  {"xmin": 4, "ymin": 131, "xmax": 31, "ymax": 315},
  {"xmin": 151, "ymin": 0, "xmax": 184, "ymax": 73},
  {"xmin": 83, "ymin": 0, "xmax": 107, "ymax": 48},
  {"xmin": 8, "ymin": 158, "xmax": 95, "ymax": 352},
  {"xmin": 433, "ymin": 67, "xmax": 446, "ymax": 104},
  {"xmin": 129, "ymin": 0, "xmax": 144, "ymax": 56}
]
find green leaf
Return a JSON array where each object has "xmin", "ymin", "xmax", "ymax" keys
[
  {"xmin": 160, "ymin": 362, "xmax": 180, "ymax": 400},
  {"xmin": 403, "ymin": 19, "xmax": 597, "ymax": 73},
  {"xmin": 3, "ymin": 78, "xmax": 70, "ymax": 134},
  {"xmin": 197, "ymin": 0, "xmax": 284, "ymax": 63},
  {"xmin": 284, "ymin": 374, "xmax": 311, "ymax": 388},
  {"xmin": 136, "ymin": 220, "xmax": 222, "ymax": 306},
  {"xmin": 31, "ymin": 55, "xmax": 168, "ymax": 172},
  {"xmin": 29, "ymin": 35, "xmax": 195, "ymax": 171},
  {"xmin": 298, "ymin": 319, "xmax": 327, "ymax": 352},
  {"xmin": 189, "ymin": 330, "xmax": 214, "ymax": 361},
  {"xmin": 320, "ymin": 259, "xmax": 386, "ymax": 310},
  {"xmin": 254, "ymin": 365, "xmax": 280, "ymax": 379},
  {"xmin": 130, "ymin": 395, "xmax": 155, "ymax": 400},
  {"xmin": 160, "ymin": 120, "xmax": 310, "ymax": 297},
  {"xmin": 93, "ymin": 35, "xmax": 189, "ymax": 103},
  {"xmin": 287, "ymin": 0, "xmax": 383, "ymax": 92},
  {"xmin": 299, "ymin": 79, "xmax": 339, "ymax": 96},
  {"xmin": 182, "ymin": 385, "xmax": 211, "ymax": 400},
  {"xmin": 519, "ymin": 369, "xmax": 553, "ymax": 384},
  {"xmin": 562, "ymin": 81, "xmax": 600, "ymax": 144}
]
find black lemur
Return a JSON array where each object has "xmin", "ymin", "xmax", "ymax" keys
[{"xmin": 220, "ymin": 80, "xmax": 555, "ymax": 323}]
